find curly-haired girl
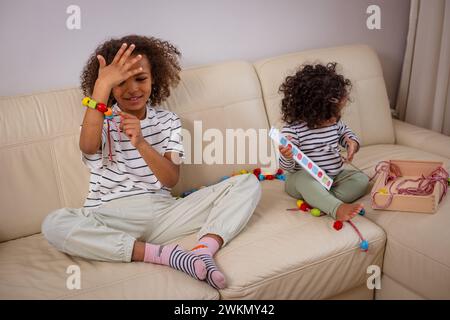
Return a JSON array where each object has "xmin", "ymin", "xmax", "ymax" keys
[
  {"xmin": 278, "ymin": 62, "xmax": 368, "ymax": 221},
  {"xmin": 42, "ymin": 35, "xmax": 261, "ymax": 290}
]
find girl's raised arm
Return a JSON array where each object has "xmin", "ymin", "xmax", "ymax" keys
[{"xmin": 79, "ymin": 43, "xmax": 143, "ymax": 154}]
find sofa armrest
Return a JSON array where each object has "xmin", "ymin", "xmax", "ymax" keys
[{"xmin": 393, "ymin": 119, "xmax": 450, "ymax": 159}]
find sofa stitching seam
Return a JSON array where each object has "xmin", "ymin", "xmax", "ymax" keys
[
  {"xmin": 0, "ymin": 131, "xmax": 80, "ymax": 150},
  {"xmin": 48, "ymin": 142, "xmax": 66, "ymax": 207},
  {"xmin": 175, "ymin": 96, "xmax": 263, "ymax": 116}
]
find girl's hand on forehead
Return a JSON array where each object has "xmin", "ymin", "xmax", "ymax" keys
[{"xmin": 96, "ymin": 43, "xmax": 143, "ymax": 89}]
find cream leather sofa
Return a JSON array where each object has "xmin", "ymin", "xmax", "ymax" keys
[{"xmin": 1, "ymin": 44, "xmax": 449, "ymax": 300}]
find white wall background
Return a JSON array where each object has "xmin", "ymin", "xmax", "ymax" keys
[{"xmin": 0, "ymin": 0, "xmax": 410, "ymax": 106}]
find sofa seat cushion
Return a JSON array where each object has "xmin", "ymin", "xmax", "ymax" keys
[
  {"xmin": 215, "ymin": 180, "xmax": 386, "ymax": 299},
  {"xmin": 0, "ymin": 234, "xmax": 219, "ymax": 299},
  {"xmin": 351, "ymin": 144, "xmax": 450, "ymax": 299}
]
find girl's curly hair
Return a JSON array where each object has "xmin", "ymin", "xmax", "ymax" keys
[
  {"xmin": 80, "ymin": 35, "xmax": 181, "ymax": 106},
  {"xmin": 279, "ymin": 62, "xmax": 352, "ymax": 128}
]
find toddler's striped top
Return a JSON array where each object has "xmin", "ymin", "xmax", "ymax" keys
[
  {"xmin": 279, "ymin": 120, "xmax": 360, "ymax": 178},
  {"xmin": 81, "ymin": 103, "xmax": 184, "ymax": 208}
]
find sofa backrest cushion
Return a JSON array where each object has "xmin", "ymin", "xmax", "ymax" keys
[
  {"xmin": 161, "ymin": 61, "xmax": 272, "ymax": 196},
  {"xmin": 253, "ymin": 44, "xmax": 395, "ymax": 146},
  {"xmin": 0, "ymin": 88, "xmax": 89, "ymax": 242}
]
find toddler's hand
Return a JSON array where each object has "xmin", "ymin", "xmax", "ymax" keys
[
  {"xmin": 278, "ymin": 136, "xmax": 294, "ymax": 159},
  {"xmin": 96, "ymin": 43, "xmax": 143, "ymax": 89},
  {"xmin": 344, "ymin": 136, "xmax": 358, "ymax": 163},
  {"xmin": 119, "ymin": 112, "xmax": 145, "ymax": 148}
]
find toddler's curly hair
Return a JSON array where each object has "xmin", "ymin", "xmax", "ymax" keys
[
  {"xmin": 81, "ymin": 35, "xmax": 181, "ymax": 106},
  {"xmin": 279, "ymin": 62, "xmax": 352, "ymax": 128}
]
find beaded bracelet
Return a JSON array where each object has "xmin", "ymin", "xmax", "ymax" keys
[
  {"xmin": 82, "ymin": 97, "xmax": 114, "ymax": 119},
  {"xmin": 81, "ymin": 96, "xmax": 122, "ymax": 163}
]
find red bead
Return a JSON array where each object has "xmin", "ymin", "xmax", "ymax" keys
[
  {"xmin": 266, "ymin": 175, "xmax": 275, "ymax": 180},
  {"xmin": 300, "ymin": 203, "xmax": 309, "ymax": 211},
  {"xmin": 253, "ymin": 168, "xmax": 261, "ymax": 176},
  {"xmin": 304, "ymin": 203, "xmax": 312, "ymax": 210},
  {"xmin": 277, "ymin": 169, "xmax": 284, "ymax": 175},
  {"xmin": 96, "ymin": 103, "xmax": 108, "ymax": 113},
  {"xmin": 333, "ymin": 221, "xmax": 343, "ymax": 231}
]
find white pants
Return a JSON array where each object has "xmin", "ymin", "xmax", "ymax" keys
[{"xmin": 42, "ymin": 174, "xmax": 261, "ymax": 262}]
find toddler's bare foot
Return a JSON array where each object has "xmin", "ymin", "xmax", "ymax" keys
[{"xmin": 336, "ymin": 203, "xmax": 364, "ymax": 221}]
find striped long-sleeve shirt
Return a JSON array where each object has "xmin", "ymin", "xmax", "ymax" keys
[
  {"xmin": 279, "ymin": 120, "xmax": 360, "ymax": 178},
  {"xmin": 81, "ymin": 103, "xmax": 184, "ymax": 208}
]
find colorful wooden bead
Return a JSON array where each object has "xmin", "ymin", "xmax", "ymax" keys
[
  {"xmin": 360, "ymin": 240, "xmax": 369, "ymax": 251},
  {"xmin": 310, "ymin": 208, "xmax": 321, "ymax": 217},
  {"xmin": 97, "ymin": 103, "xmax": 108, "ymax": 113},
  {"xmin": 82, "ymin": 97, "xmax": 91, "ymax": 106},
  {"xmin": 296, "ymin": 200, "xmax": 304, "ymax": 208},
  {"xmin": 299, "ymin": 203, "xmax": 309, "ymax": 211},
  {"xmin": 87, "ymin": 99, "xmax": 97, "ymax": 109},
  {"xmin": 359, "ymin": 208, "xmax": 366, "ymax": 216},
  {"xmin": 104, "ymin": 108, "xmax": 113, "ymax": 117},
  {"xmin": 333, "ymin": 221, "xmax": 343, "ymax": 230}
]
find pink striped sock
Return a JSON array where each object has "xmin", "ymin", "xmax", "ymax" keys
[
  {"xmin": 192, "ymin": 237, "xmax": 226, "ymax": 289},
  {"xmin": 144, "ymin": 243, "xmax": 206, "ymax": 280}
]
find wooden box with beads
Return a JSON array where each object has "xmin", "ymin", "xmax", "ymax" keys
[{"xmin": 370, "ymin": 160, "xmax": 449, "ymax": 213}]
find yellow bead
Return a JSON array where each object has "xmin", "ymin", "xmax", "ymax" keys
[
  {"xmin": 240, "ymin": 169, "xmax": 248, "ymax": 174},
  {"xmin": 378, "ymin": 188, "xmax": 388, "ymax": 195},
  {"xmin": 296, "ymin": 200, "xmax": 304, "ymax": 208},
  {"xmin": 82, "ymin": 97, "xmax": 90, "ymax": 106}
]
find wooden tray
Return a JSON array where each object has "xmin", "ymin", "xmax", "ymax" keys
[{"xmin": 370, "ymin": 160, "xmax": 446, "ymax": 213}]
